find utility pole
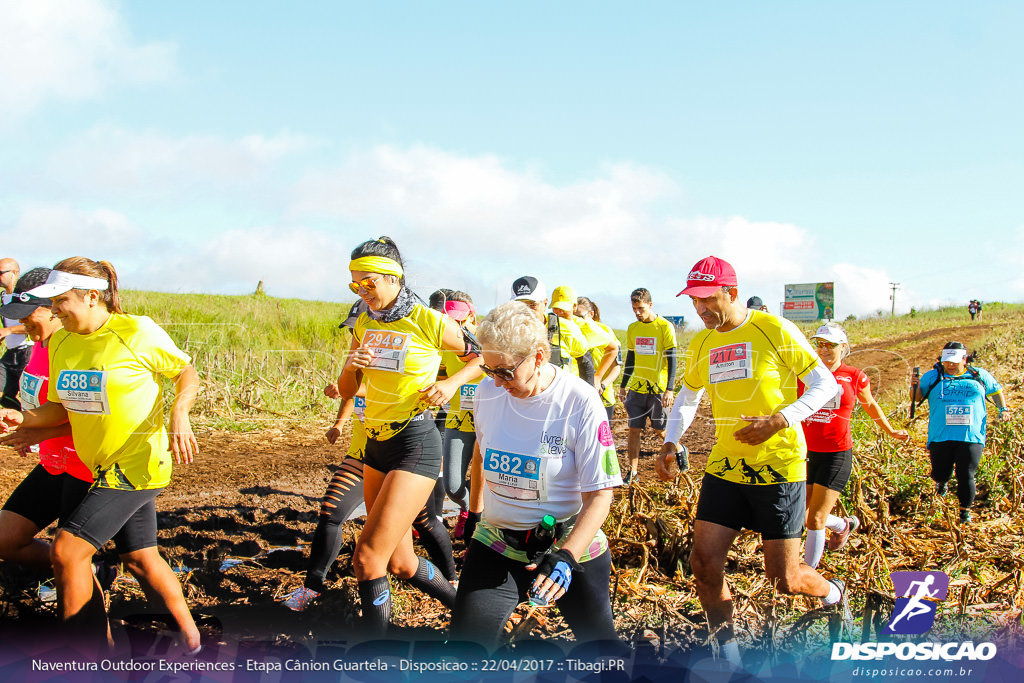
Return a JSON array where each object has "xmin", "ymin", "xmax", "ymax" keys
[{"xmin": 889, "ymin": 282, "xmax": 900, "ymax": 316}]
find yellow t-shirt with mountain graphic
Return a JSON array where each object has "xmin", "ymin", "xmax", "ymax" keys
[
  {"xmin": 626, "ymin": 315, "xmax": 677, "ymax": 394},
  {"xmin": 682, "ymin": 310, "xmax": 818, "ymax": 484}
]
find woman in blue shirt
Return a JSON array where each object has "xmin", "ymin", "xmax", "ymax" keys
[{"xmin": 912, "ymin": 342, "xmax": 1011, "ymax": 524}]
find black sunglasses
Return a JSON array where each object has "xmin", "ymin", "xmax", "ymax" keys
[{"xmin": 480, "ymin": 354, "xmax": 530, "ymax": 382}]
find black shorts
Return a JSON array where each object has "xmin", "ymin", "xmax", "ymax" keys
[
  {"xmin": 624, "ymin": 390, "xmax": 666, "ymax": 430},
  {"xmin": 2, "ymin": 465, "xmax": 93, "ymax": 529},
  {"xmin": 61, "ymin": 487, "xmax": 161, "ymax": 553},
  {"xmin": 806, "ymin": 449, "xmax": 853, "ymax": 492},
  {"xmin": 696, "ymin": 473, "xmax": 805, "ymax": 540},
  {"xmin": 364, "ymin": 411, "xmax": 442, "ymax": 479}
]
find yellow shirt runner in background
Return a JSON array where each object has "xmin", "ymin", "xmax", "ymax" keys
[{"xmin": 626, "ymin": 315, "xmax": 676, "ymax": 394}]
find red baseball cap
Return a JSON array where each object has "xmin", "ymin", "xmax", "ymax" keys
[{"xmin": 677, "ymin": 256, "xmax": 738, "ymax": 297}]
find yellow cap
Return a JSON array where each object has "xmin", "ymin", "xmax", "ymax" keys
[{"xmin": 550, "ymin": 285, "xmax": 577, "ymax": 312}]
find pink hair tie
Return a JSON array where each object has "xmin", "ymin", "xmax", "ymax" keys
[{"xmin": 444, "ymin": 300, "xmax": 473, "ymax": 322}]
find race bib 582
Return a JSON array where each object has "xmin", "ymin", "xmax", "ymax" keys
[{"xmin": 483, "ymin": 448, "xmax": 546, "ymax": 501}]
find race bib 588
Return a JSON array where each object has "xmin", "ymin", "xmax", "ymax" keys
[{"xmin": 56, "ymin": 370, "xmax": 110, "ymax": 415}]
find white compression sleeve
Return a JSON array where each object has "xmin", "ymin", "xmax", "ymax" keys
[
  {"xmin": 779, "ymin": 362, "xmax": 839, "ymax": 427},
  {"xmin": 664, "ymin": 386, "xmax": 705, "ymax": 445}
]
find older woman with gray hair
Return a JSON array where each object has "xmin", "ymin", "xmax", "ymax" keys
[{"xmin": 449, "ymin": 301, "xmax": 623, "ymax": 649}]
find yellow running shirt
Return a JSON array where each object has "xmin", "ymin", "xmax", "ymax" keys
[
  {"xmin": 578, "ymin": 318, "xmax": 616, "ymax": 406},
  {"xmin": 441, "ymin": 350, "xmax": 484, "ymax": 433},
  {"xmin": 626, "ymin": 316, "xmax": 677, "ymax": 394},
  {"xmin": 46, "ymin": 314, "xmax": 190, "ymax": 490},
  {"xmin": 682, "ymin": 310, "xmax": 818, "ymax": 485},
  {"xmin": 551, "ymin": 314, "xmax": 588, "ymax": 376},
  {"xmin": 354, "ymin": 303, "xmax": 450, "ymax": 441}
]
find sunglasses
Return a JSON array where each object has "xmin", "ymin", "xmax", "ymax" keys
[
  {"xmin": 480, "ymin": 354, "xmax": 530, "ymax": 382},
  {"xmin": 814, "ymin": 340, "xmax": 840, "ymax": 349},
  {"xmin": 348, "ymin": 275, "xmax": 384, "ymax": 295}
]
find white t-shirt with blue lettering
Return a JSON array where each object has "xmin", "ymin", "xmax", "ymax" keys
[
  {"xmin": 474, "ymin": 365, "xmax": 622, "ymax": 530},
  {"xmin": 920, "ymin": 367, "xmax": 1002, "ymax": 445}
]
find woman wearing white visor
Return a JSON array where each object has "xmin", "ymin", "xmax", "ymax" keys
[
  {"xmin": 912, "ymin": 341, "xmax": 1011, "ymax": 524},
  {"xmin": 0, "ymin": 259, "xmax": 201, "ymax": 653},
  {"xmin": 799, "ymin": 323, "xmax": 907, "ymax": 567}
]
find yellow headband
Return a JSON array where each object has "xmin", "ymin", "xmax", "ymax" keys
[{"xmin": 349, "ymin": 256, "xmax": 404, "ymax": 277}]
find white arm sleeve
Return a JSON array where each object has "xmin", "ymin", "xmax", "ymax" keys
[
  {"xmin": 664, "ymin": 386, "xmax": 705, "ymax": 445},
  {"xmin": 779, "ymin": 362, "xmax": 838, "ymax": 426}
]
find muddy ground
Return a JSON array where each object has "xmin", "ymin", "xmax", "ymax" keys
[{"xmin": 0, "ymin": 322, "xmax": 1003, "ymax": 654}]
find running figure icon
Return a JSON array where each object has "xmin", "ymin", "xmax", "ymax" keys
[
  {"xmin": 887, "ymin": 575, "xmax": 939, "ymax": 630},
  {"xmin": 885, "ymin": 571, "xmax": 949, "ymax": 634}
]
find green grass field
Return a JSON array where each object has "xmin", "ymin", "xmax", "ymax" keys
[{"xmin": 123, "ymin": 289, "xmax": 1022, "ymax": 433}]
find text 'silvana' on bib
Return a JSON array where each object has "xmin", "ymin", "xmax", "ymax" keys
[{"xmin": 56, "ymin": 369, "xmax": 110, "ymax": 415}]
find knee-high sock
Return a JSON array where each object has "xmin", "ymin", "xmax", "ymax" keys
[
  {"xmin": 357, "ymin": 577, "xmax": 392, "ymax": 637},
  {"xmin": 413, "ymin": 499, "xmax": 457, "ymax": 581},
  {"xmin": 405, "ymin": 556, "xmax": 456, "ymax": 608},
  {"xmin": 804, "ymin": 528, "xmax": 826, "ymax": 568}
]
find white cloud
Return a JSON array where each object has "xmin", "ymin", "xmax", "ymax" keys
[
  {"xmin": 3, "ymin": 145, "xmax": 939, "ymax": 329},
  {"xmin": 43, "ymin": 126, "xmax": 316, "ymax": 196},
  {"xmin": 289, "ymin": 145, "xmax": 829, "ymax": 325},
  {"xmin": 138, "ymin": 227, "xmax": 352, "ymax": 300},
  {"xmin": 829, "ymin": 262, "xmax": 908, "ymax": 319},
  {"xmin": 0, "ymin": 204, "xmax": 143, "ymax": 267},
  {"xmin": 0, "ymin": 0, "xmax": 177, "ymax": 119}
]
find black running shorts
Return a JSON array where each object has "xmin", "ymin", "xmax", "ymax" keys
[{"xmin": 695, "ymin": 473, "xmax": 805, "ymax": 540}]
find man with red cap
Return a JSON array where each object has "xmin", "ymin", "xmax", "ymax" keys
[{"xmin": 654, "ymin": 256, "xmax": 846, "ymax": 668}]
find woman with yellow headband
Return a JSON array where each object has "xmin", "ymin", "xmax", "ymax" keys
[{"xmin": 337, "ymin": 236, "xmax": 482, "ymax": 636}]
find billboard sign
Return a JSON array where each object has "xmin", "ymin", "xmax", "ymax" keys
[{"xmin": 783, "ymin": 282, "xmax": 834, "ymax": 322}]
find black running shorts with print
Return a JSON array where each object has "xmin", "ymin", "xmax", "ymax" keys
[
  {"xmin": 624, "ymin": 390, "xmax": 667, "ymax": 430},
  {"xmin": 61, "ymin": 486, "xmax": 162, "ymax": 553},
  {"xmin": 695, "ymin": 473, "xmax": 805, "ymax": 540},
  {"xmin": 363, "ymin": 411, "xmax": 443, "ymax": 479}
]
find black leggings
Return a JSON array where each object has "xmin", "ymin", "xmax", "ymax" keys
[
  {"xmin": 450, "ymin": 540, "xmax": 619, "ymax": 649},
  {"xmin": 929, "ymin": 440, "xmax": 984, "ymax": 509},
  {"xmin": 414, "ymin": 479, "xmax": 457, "ymax": 581},
  {"xmin": 303, "ymin": 457, "xmax": 456, "ymax": 591}
]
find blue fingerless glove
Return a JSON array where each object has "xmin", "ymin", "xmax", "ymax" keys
[{"xmin": 534, "ymin": 548, "xmax": 583, "ymax": 593}]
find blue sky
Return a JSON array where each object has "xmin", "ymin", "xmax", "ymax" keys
[{"xmin": 1, "ymin": 1, "xmax": 1021, "ymax": 329}]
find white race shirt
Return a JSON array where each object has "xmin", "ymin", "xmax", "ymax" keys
[{"xmin": 474, "ymin": 365, "xmax": 622, "ymax": 530}]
